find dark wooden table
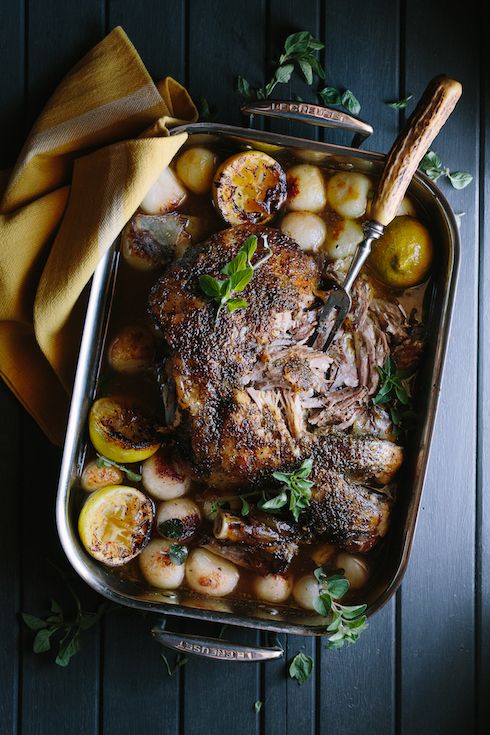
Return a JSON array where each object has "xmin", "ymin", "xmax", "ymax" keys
[{"xmin": 1, "ymin": 1, "xmax": 488, "ymax": 733}]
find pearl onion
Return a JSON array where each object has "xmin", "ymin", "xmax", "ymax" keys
[
  {"xmin": 185, "ymin": 548, "xmax": 239, "ymax": 597},
  {"xmin": 281, "ymin": 212, "xmax": 327, "ymax": 252},
  {"xmin": 253, "ymin": 573, "xmax": 293, "ymax": 603},
  {"xmin": 139, "ymin": 538, "xmax": 185, "ymax": 589},
  {"xmin": 292, "ymin": 574, "xmax": 321, "ymax": 611},
  {"xmin": 336, "ymin": 552, "xmax": 370, "ymax": 590},
  {"xmin": 286, "ymin": 164, "xmax": 327, "ymax": 212},
  {"xmin": 327, "ymin": 172, "xmax": 371, "ymax": 218}
]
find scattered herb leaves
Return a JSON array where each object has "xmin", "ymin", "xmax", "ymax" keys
[
  {"xmin": 318, "ymin": 86, "xmax": 361, "ymax": 115},
  {"xmin": 161, "ymin": 652, "xmax": 188, "ymax": 677},
  {"xmin": 168, "ymin": 544, "xmax": 188, "ymax": 565},
  {"xmin": 237, "ymin": 31, "xmax": 324, "ymax": 101},
  {"xmin": 419, "ymin": 151, "xmax": 473, "ymax": 190},
  {"xmin": 22, "ymin": 591, "xmax": 110, "ymax": 667},
  {"xmin": 254, "ymin": 700, "xmax": 263, "ymax": 713},
  {"xmin": 199, "ymin": 234, "xmax": 272, "ymax": 319},
  {"xmin": 158, "ymin": 518, "xmax": 185, "ymax": 540},
  {"xmin": 96, "ymin": 453, "xmax": 141, "ymax": 482},
  {"xmin": 313, "ymin": 569, "xmax": 368, "ymax": 649},
  {"xmin": 385, "ymin": 94, "xmax": 413, "ymax": 109},
  {"xmin": 289, "ymin": 652, "xmax": 314, "ymax": 684},
  {"xmin": 373, "ymin": 357, "xmax": 415, "ymax": 436}
]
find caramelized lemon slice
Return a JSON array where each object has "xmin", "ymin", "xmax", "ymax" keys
[
  {"xmin": 78, "ymin": 485, "xmax": 154, "ymax": 566},
  {"xmin": 89, "ymin": 396, "xmax": 160, "ymax": 463},
  {"xmin": 213, "ymin": 150, "xmax": 286, "ymax": 225}
]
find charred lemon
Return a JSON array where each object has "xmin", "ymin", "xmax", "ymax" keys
[
  {"xmin": 213, "ymin": 150, "xmax": 286, "ymax": 225},
  {"xmin": 89, "ymin": 396, "xmax": 160, "ymax": 463},
  {"xmin": 79, "ymin": 485, "xmax": 154, "ymax": 566},
  {"xmin": 369, "ymin": 216, "xmax": 434, "ymax": 288}
]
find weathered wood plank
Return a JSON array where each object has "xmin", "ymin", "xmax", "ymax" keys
[
  {"xmin": 19, "ymin": 4, "xmax": 105, "ymax": 734},
  {"xmin": 400, "ymin": 1, "xmax": 479, "ymax": 733},
  {"xmin": 318, "ymin": 3, "xmax": 399, "ymax": 732},
  {"xmin": 0, "ymin": 385, "xmax": 21, "ymax": 735},
  {"xmin": 0, "ymin": 1, "xmax": 25, "ymax": 167},
  {"xmin": 477, "ymin": 7, "xmax": 490, "ymax": 731},
  {"xmin": 267, "ymin": 0, "xmax": 321, "ymax": 140},
  {"xmin": 187, "ymin": 0, "xmax": 266, "ymax": 127},
  {"xmin": 107, "ymin": 0, "xmax": 185, "ymax": 83}
]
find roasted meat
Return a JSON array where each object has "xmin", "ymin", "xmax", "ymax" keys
[{"xmin": 149, "ymin": 224, "xmax": 408, "ymax": 556}]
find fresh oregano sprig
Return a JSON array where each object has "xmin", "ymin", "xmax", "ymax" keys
[
  {"xmin": 419, "ymin": 150, "xmax": 473, "ymax": 190},
  {"xmin": 161, "ymin": 652, "xmax": 188, "ymax": 676},
  {"xmin": 199, "ymin": 234, "xmax": 271, "ymax": 318},
  {"xmin": 237, "ymin": 30, "xmax": 324, "ymax": 101},
  {"xmin": 373, "ymin": 356, "xmax": 415, "ymax": 436},
  {"xmin": 21, "ymin": 579, "xmax": 110, "ymax": 667},
  {"xmin": 318, "ymin": 86, "xmax": 361, "ymax": 115},
  {"xmin": 96, "ymin": 453, "xmax": 141, "ymax": 482},
  {"xmin": 262, "ymin": 457, "xmax": 314, "ymax": 521},
  {"xmin": 313, "ymin": 568, "xmax": 368, "ymax": 649}
]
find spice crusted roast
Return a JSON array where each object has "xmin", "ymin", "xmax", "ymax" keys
[{"xmin": 149, "ymin": 224, "xmax": 404, "ymax": 552}]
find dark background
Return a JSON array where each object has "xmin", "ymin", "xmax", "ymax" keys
[{"xmin": 0, "ymin": 1, "xmax": 488, "ymax": 733}]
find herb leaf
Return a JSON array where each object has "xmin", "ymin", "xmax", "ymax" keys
[
  {"xmin": 96, "ymin": 453, "xmax": 141, "ymax": 482},
  {"xmin": 446, "ymin": 170, "xmax": 473, "ymax": 190},
  {"xmin": 169, "ymin": 544, "xmax": 188, "ymax": 565},
  {"xmin": 258, "ymin": 489, "xmax": 289, "ymax": 512},
  {"xmin": 385, "ymin": 94, "xmax": 413, "ymax": 109},
  {"xmin": 373, "ymin": 357, "xmax": 414, "ymax": 437},
  {"xmin": 161, "ymin": 652, "xmax": 188, "ymax": 677},
  {"xmin": 319, "ymin": 86, "xmax": 361, "ymax": 114},
  {"xmin": 158, "ymin": 518, "xmax": 185, "ymax": 540},
  {"xmin": 289, "ymin": 652, "xmax": 314, "ymax": 684},
  {"xmin": 197, "ymin": 96, "xmax": 217, "ymax": 122},
  {"xmin": 312, "ymin": 568, "xmax": 368, "ymax": 649},
  {"xmin": 254, "ymin": 700, "xmax": 263, "ymax": 713}
]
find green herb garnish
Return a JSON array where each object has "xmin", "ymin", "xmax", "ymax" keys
[
  {"xmin": 271, "ymin": 458, "xmax": 314, "ymax": 521},
  {"xmin": 385, "ymin": 94, "xmax": 413, "ymax": 109},
  {"xmin": 161, "ymin": 652, "xmax": 188, "ymax": 676},
  {"xmin": 197, "ymin": 96, "xmax": 217, "ymax": 122},
  {"xmin": 199, "ymin": 235, "xmax": 271, "ymax": 318},
  {"xmin": 158, "ymin": 518, "xmax": 185, "ymax": 540},
  {"xmin": 289, "ymin": 652, "xmax": 314, "ymax": 684},
  {"xmin": 419, "ymin": 151, "xmax": 472, "ymax": 190},
  {"xmin": 22, "ymin": 587, "xmax": 110, "ymax": 667},
  {"xmin": 254, "ymin": 700, "xmax": 263, "ymax": 713},
  {"xmin": 96, "ymin": 453, "xmax": 142, "ymax": 482},
  {"xmin": 373, "ymin": 356, "xmax": 415, "ymax": 436},
  {"xmin": 168, "ymin": 544, "xmax": 188, "ymax": 565},
  {"xmin": 313, "ymin": 569, "xmax": 368, "ymax": 649},
  {"xmin": 237, "ymin": 31, "xmax": 324, "ymax": 101},
  {"xmin": 318, "ymin": 86, "xmax": 361, "ymax": 115}
]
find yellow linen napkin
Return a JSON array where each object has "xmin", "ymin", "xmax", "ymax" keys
[{"xmin": 0, "ymin": 26, "xmax": 197, "ymax": 445}]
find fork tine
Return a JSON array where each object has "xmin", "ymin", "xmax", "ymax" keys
[
  {"xmin": 314, "ymin": 290, "xmax": 351, "ymax": 351},
  {"xmin": 322, "ymin": 305, "xmax": 349, "ymax": 352}
]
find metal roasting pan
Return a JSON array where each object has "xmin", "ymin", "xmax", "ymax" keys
[{"xmin": 56, "ymin": 104, "xmax": 460, "ymax": 661}]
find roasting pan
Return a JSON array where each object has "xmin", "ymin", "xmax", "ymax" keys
[{"xmin": 56, "ymin": 104, "xmax": 460, "ymax": 661}]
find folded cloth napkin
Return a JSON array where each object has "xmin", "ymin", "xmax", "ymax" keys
[{"xmin": 0, "ymin": 26, "xmax": 197, "ymax": 444}]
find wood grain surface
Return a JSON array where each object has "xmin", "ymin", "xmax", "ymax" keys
[{"xmin": 0, "ymin": 1, "xmax": 487, "ymax": 733}]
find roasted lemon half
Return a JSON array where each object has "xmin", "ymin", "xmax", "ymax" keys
[
  {"xmin": 213, "ymin": 150, "xmax": 286, "ymax": 225},
  {"xmin": 79, "ymin": 485, "xmax": 154, "ymax": 566},
  {"xmin": 89, "ymin": 396, "xmax": 160, "ymax": 463}
]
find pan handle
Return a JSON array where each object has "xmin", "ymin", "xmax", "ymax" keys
[
  {"xmin": 151, "ymin": 625, "xmax": 283, "ymax": 662},
  {"xmin": 241, "ymin": 100, "xmax": 373, "ymax": 148}
]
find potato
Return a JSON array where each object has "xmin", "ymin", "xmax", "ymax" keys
[
  {"xmin": 336, "ymin": 552, "xmax": 370, "ymax": 590},
  {"xmin": 142, "ymin": 448, "xmax": 191, "ymax": 501},
  {"xmin": 253, "ymin": 573, "xmax": 293, "ymax": 603},
  {"xmin": 156, "ymin": 498, "xmax": 201, "ymax": 542},
  {"xmin": 80, "ymin": 459, "xmax": 124, "ymax": 493},
  {"xmin": 108, "ymin": 326, "xmax": 155, "ymax": 375},
  {"xmin": 140, "ymin": 167, "xmax": 187, "ymax": 214},
  {"xmin": 139, "ymin": 538, "xmax": 186, "ymax": 589},
  {"xmin": 280, "ymin": 211, "xmax": 326, "ymax": 252},
  {"xmin": 323, "ymin": 218, "xmax": 363, "ymax": 259},
  {"xmin": 286, "ymin": 164, "xmax": 327, "ymax": 212},
  {"xmin": 176, "ymin": 147, "xmax": 217, "ymax": 194},
  {"xmin": 292, "ymin": 574, "xmax": 321, "ymax": 611},
  {"xmin": 185, "ymin": 548, "xmax": 239, "ymax": 597},
  {"xmin": 327, "ymin": 172, "xmax": 371, "ymax": 218}
]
